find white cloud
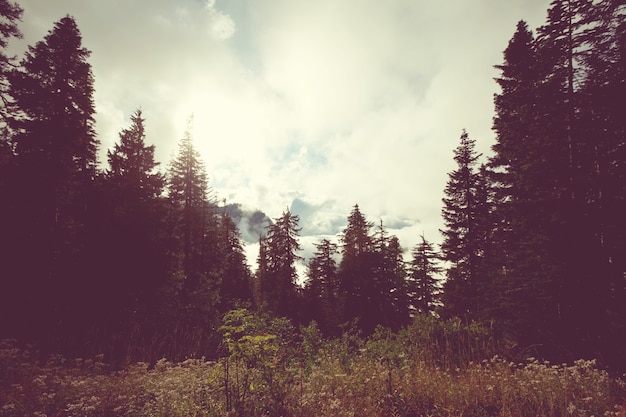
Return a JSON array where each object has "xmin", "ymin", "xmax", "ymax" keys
[{"xmin": 10, "ymin": 0, "xmax": 553, "ymax": 265}]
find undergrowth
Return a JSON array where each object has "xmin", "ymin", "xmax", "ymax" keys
[{"xmin": 1, "ymin": 311, "xmax": 625, "ymax": 417}]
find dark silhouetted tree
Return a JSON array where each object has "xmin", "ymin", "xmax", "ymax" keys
[
  {"xmin": 407, "ymin": 234, "xmax": 442, "ymax": 315},
  {"xmin": 488, "ymin": 3, "xmax": 626, "ymax": 368},
  {"xmin": 3, "ymin": 15, "xmax": 98, "ymax": 350},
  {"xmin": 338, "ymin": 204, "xmax": 375, "ymax": 331},
  {"xmin": 257, "ymin": 209, "xmax": 302, "ymax": 320},
  {"xmin": 162, "ymin": 119, "xmax": 221, "ymax": 360},
  {"xmin": 0, "ymin": 0, "xmax": 22, "ymax": 128},
  {"xmin": 371, "ymin": 221, "xmax": 409, "ymax": 330},
  {"xmin": 0, "ymin": 0, "xmax": 23, "ymax": 341},
  {"xmin": 440, "ymin": 130, "xmax": 487, "ymax": 320},
  {"xmin": 217, "ymin": 210, "xmax": 253, "ymax": 310},
  {"xmin": 84, "ymin": 110, "xmax": 167, "ymax": 359},
  {"xmin": 106, "ymin": 109, "xmax": 164, "ymax": 201},
  {"xmin": 305, "ymin": 238, "xmax": 340, "ymax": 334}
]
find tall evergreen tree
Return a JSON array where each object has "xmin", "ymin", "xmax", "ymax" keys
[
  {"xmin": 3, "ymin": 16, "xmax": 98, "ymax": 350},
  {"xmin": 579, "ymin": 0, "xmax": 626, "ymax": 368},
  {"xmin": 407, "ymin": 235, "xmax": 442, "ymax": 315},
  {"xmin": 440, "ymin": 130, "xmax": 488, "ymax": 321},
  {"xmin": 167, "ymin": 118, "xmax": 213, "ymax": 281},
  {"xmin": 372, "ymin": 221, "xmax": 409, "ymax": 330},
  {"xmin": 0, "ymin": 0, "xmax": 22, "ymax": 128},
  {"xmin": 490, "ymin": 3, "xmax": 626, "ymax": 366},
  {"xmin": 305, "ymin": 238, "xmax": 340, "ymax": 334},
  {"xmin": 106, "ymin": 109, "xmax": 164, "ymax": 201},
  {"xmin": 258, "ymin": 209, "xmax": 302, "ymax": 320},
  {"xmin": 489, "ymin": 20, "xmax": 561, "ymax": 347},
  {"xmin": 0, "ymin": 0, "xmax": 23, "ymax": 341},
  {"xmin": 338, "ymin": 204, "xmax": 375, "ymax": 331},
  {"xmin": 217, "ymin": 211, "xmax": 253, "ymax": 310},
  {"xmin": 162, "ymin": 119, "xmax": 221, "ymax": 360},
  {"xmin": 85, "ymin": 110, "xmax": 167, "ymax": 358}
]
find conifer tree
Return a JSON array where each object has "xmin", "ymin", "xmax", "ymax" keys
[
  {"xmin": 579, "ymin": 1, "xmax": 626, "ymax": 368},
  {"xmin": 167, "ymin": 118, "xmax": 213, "ymax": 281},
  {"xmin": 4, "ymin": 16, "xmax": 98, "ymax": 349},
  {"xmin": 407, "ymin": 235, "xmax": 442, "ymax": 315},
  {"xmin": 337, "ymin": 205, "xmax": 379, "ymax": 332},
  {"xmin": 489, "ymin": 19, "xmax": 561, "ymax": 346},
  {"xmin": 305, "ymin": 238, "xmax": 340, "ymax": 334},
  {"xmin": 0, "ymin": 0, "xmax": 23, "ymax": 341},
  {"xmin": 489, "ymin": 3, "xmax": 626, "ymax": 365},
  {"xmin": 107, "ymin": 109, "xmax": 164, "ymax": 201},
  {"xmin": 0, "ymin": 0, "xmax": 22, "ymax": 127},
  {"xmin": 372, "ymin": 222, "xmax": 409, "ymax": 329},
  {"xmin": 440, "ymin": 130, "xmax": 486, "ymax": 320},
  {"xmin": 258, "ymin": 209, "xmax": 302, "ymax": 320},
  {"xmin": 217, "ymin": 211, "xmax": 253, "ymax": 310},
  {"xmin": 162, "ymin": 120, "xmax": 221, "ymax": 359},
  {"xmin": 87, "ymin": 110, "xmax": 167, "ymax": 355}
]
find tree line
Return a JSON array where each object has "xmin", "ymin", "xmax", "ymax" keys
[
  {"xmin": 440, "ymin": 0, "xmax": 626, "ymax": 370},
  {"xmin": 0, "ymin": 0, "xmax": 624, "ymax": 370},
  {"xmin": 0, "ymin": 7, "xmax": 252, "ymax": 362}
]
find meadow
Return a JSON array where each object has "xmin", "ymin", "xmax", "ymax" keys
[{"xmin": 1, "ymin": 311, "xmax": 625, "ymax": 417}]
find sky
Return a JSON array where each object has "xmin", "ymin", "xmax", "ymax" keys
[{"xmin": 9, "ymin": 0, "xmax": 551, "ymax": 271}]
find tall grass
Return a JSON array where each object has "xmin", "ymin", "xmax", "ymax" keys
[{"xmin": 1, "ymin": 314, "xmax": 625, "ymax": 417}]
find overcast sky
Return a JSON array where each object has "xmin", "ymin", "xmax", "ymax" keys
[{"xmin": 10, "ymin": 0, "xmax": 551, "ymax": 268}]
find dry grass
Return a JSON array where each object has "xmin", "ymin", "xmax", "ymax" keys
[{"xmin": 1, "ymin": 318, "xmax": 625, "ymax": 417}]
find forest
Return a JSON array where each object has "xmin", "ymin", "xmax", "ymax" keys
[{"xmin": 0, "ymin": 0, "xmax": 625, "ymax": 416}]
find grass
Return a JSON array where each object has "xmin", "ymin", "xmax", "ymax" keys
[{"xmin": 1, "ymin": 314, "xmax": 625, "ymax": 417}]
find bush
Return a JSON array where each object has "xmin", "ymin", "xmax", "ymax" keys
[{"xmin": 1, "ymin": 313, "xmax": 625, "ymax": 417}]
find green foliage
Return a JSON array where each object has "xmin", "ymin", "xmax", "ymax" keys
[
  {"xmin": 2, "ymin": 328, "xmax": 624, "ymax": 417},
  {"xmin": 219, "ymin": 309, "xmax": 297, "ymax": 416}
]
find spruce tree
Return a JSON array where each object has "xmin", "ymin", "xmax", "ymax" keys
[
  {"xmin": 372, "ymin": 221, "xmax": 409, "ymax": 330},
  {"xmin": 490, "ymin": 3, "xmax": 626, "ymax": 365},
  {"xmin": 305, "ymin": 238, "xmax": 340, "ymax": 334},
  {"xmin": 167, "ymin": 118, "xmax": 213, "ymax": 281},
  {"xmin": 338, "ymin": 204, "xmax": 375, "ymax": 331},
  {"xmin": 407, "ymin": 235, "xmax": 442, "ymax": 315},
  {"xmin": 0, "ymin": 0, "xmax": 22, "ymax": 341},
  {"xmin": 163, "ymin": 120, "xmax": 221, "ymax": 359},
  {"xmin": 107, "ymin": 109, "xmax": 164, "ymax": 201},
  {"xmin": 217, "ymin": 211, "xmax": 253, "ymax": 310},
  {"xmin": 85, "ymin": 110, "xmax": 167, "ymax": 357},
  {"xmin": 580, "ymin": 0, "xmax": 626, "ymax": 368},
  {"xmin": 440, "ymin": 130, "xmax": 486, "ymax": 320},
  {"xmin": 4, "ymin": 16, "xmax": 98, "ymax": 350},
  {"xmin": 258, "ymin": 209, "xmax": 302, "ymax": 320},
  {"xmin": 0, "ymin": 0, "xmax": 22, "ymax": 126}
]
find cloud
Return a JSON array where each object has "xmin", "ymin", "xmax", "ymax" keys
[{"xmin": 10, "ymin": 0, "xmax": 553, "ymax": 267}]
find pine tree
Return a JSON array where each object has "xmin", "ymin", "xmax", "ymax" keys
[
  {"xmin": 371, "ymin": 221, "xmax": 409, "ymax": 330},
  {"xmin": 258, "ymin": 209, "xmax": 302, "ymax": 320},
  {"xmin": 305, "ymin": 238, "xmax": 340, "ymax": 334},
  {"xmin": 10, "ymin": 15, "xmax": 98, "ymax": 180},
  {"xmin": 167, "ymin": 118, "xmax": 213, "ymax": 281},
  {"xmin": 107, "ymin": 109, "xmax": 164, "ymax": 201},
  {"xmin": 82, "ymin": 110, "xmax": 168, "ymax": 357},
  {"xmin": 440, "ymin": 130, "xmax": 486, "ymax": 320},
  {"xmin": 407, "ymin": 235, "xmax": 442, "ymax": 315},
  {"xmin": 338, "ymin": 205, "xmax": 377, "ymax": 332},
  {"xmin": 0, "ymin": 0, "xmax": 22, "ymax": 127},
  {"xmin": 489, "ymin": 3, "xmax": 626, "ymax": 365},
  {"xmin": 3, "ymin": 16, "xmax": 98, "ymax": 350},
  {"xmin": 0, "ymin": 0, "xmax": 22, "ymax": 341},
  {"xmin": 489, "ymin": 19, "xmax": 563, "ymax": 347},
  {"xmin": 162, "ymin": 119, "xmax": 221, "ymax": 359},
  {"xmin": 217, "ymin": 211, "xmax": 253, "ymax": 310},
  {"xmin": 580, "ymin": 1, "xmax": 626, "ymax": 368}
]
